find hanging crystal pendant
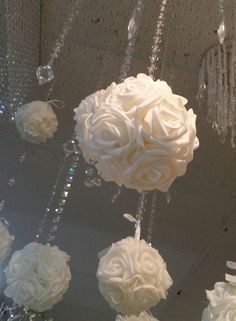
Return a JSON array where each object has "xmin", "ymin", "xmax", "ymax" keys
[
  {"xmin": 217, "ymin": 20, "xmax": 226, "ymax": 45},
  {"xmin": 36, "ymin": 63, "xmax": 54, "ymax": 86}
]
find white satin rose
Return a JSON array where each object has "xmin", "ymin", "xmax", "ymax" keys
[
  {"xmin": 4, "ymin": 242, "xmax": 71, "ymax": 312},
  {"xmin": 74, "ymin": 73, "xmax": 199, "ymax": 192},
  {"xmin": 15, "ymin": 101, "xmax": 58, "ymax": 144},
  {"xmin": 0, "ymin": 221, "xmax": 14, "ymax": 263},
  {"xmin": 97, "ymin": 237, "xmax": 172, "ymax": 315},
  {"xmin": 116, "ymin": 312, "xmax": 159, "ymax": 321},
  {"xmin": 202, "ymin": 282, "xmax": 236, "ymax": 321}
]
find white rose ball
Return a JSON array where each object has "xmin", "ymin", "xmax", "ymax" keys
[
  {"xmin": 116, "ymin": 311, "xmax": 159, "ymax": 321},
  {"xmin": 4, "ymin": 242, "xmax": 71, "ymax": 312},
  {"xmin": 0, "ymin": 221, "xmax": 14, "ymax": 263},
  {"xmin": 74, "ymin": 73, "xmax": 199, "ymax": 192},
  {"xmin": 15, "ymin": 101, "xmax": 58, "ymax": 144},
  {"xmin": 97, "ymin": 237, "xmax": 172, "ymax": 315},
  {"xmin": 202, "ymin": 282, "xmax": 236, "ymax": 321}
]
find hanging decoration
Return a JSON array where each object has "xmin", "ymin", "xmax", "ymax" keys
[
  {"xmin": 15, "ymin": 100, "xmax": 61, "ymax": 144},
  {"xmin": 202, "ymin": 261, "xmax": 236, "ymax": 321},
  {"xmin": 74, "ymin": 73, "xmax": 198, "ymax": 192},
  {"xmin": 147, "ymin": 0, "xmax": 168, "ymax": 78},
  {"xmin": 217, "ymin": 0, "xmax": 226, "ymax": 45},
  {"xmin": 96, "ymin": 214, "xmax": 172, "ymax": 316},
  {"xmin": 119, "ymin": 0, "xmax": 145, "ymax": 82},
  {"xmin": 197, "ymin": 39, "xmax": 236, "ymax": 147},
  {"xmin": 116, "ymin": 312, "xmax": 159, "ymax": 321},
  {"xmin": 4, "ymin": 242, "xmax": 71, "ymax": 313},
  {"xmin": 0, "ymin": 219, "xmax": 14, "ymax": 263},
  {"xmin": 36, "ymin": 0, "xmax": 82, "ymax": 86}
]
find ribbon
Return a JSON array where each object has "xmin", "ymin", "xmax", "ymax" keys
[
  {"xmin": 47, "ymin": 99, "xmax": 65, "ymax": 110},
  {"xmin": 225, "ymin": 261, "xmax": 236, "ymax": 286},
  {"xmin": 123, "ymin": 213, "xmax": 141, "ymax": 240}
]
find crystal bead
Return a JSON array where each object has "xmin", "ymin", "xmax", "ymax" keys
[
  {"xmin": 19, "ymin": 153, "xmax": 26, "ymax": 163},
  {"xmin": 84, "ymin": 178, "xmax": 94, "ymax": 188},
  {"xmin": 36, "ymin": 64, "xmax": 54, "ymax": 85},
  {"xmin": 85, "ymin": 167, "xmax": 95, "ymax": 177},
  {"xmin": 47, "ymin": 233, "xmax": 56, "ymax": 242},
  {"xmin": 59, "ymin": 199, "xmax": 66, "ymax": 206},
  {"xmin": 217, "ymin": 21, "xmax": 226, "ymax": 45},
  {"xmin": 50, "ymin": 225, "xmax": 58, "ymax": 232},
  {"xmin": 8, "ymin": 177, "xmax": 16, "ymax": 186},
  {"xmin": 61, "ymin": 191, "xmax": 68, "ymax": 198},
  {"xmin": 84, "ymin": 177, "xmax": 102, "ymax": 188},
  {"xmin": 63, "ymin": 140, "xmax": 75, "ymax": 155},
  {"xmin": 67, "ymin": 175, "xmax": 75, "ymax": 183},
  {"xmin": 166, "ymin": 190, "xmax": 171, "ymax": 204},
  {"xmin": 0, "ymin": 200, "xmax": 5, "ymax": 211},
  {"xmin": 68, "ymin": 166, "xmax": 77, "ymax": 175},
  {"xmin": 64, "ymin": 183, "xmax": 71, "ymax": 190},
  {"xmin": 55, "ymin": 207, "xmax": 64, "ymax": 214},
  {"xmin": 53, "ymin": 215, "xmax": 61, "ymax": 224},
  {"xmin": 128, "ymin": 16, "xmax": 138, "ymax": 40}
]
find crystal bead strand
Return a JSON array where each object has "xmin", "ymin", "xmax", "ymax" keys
[
  {"xmin": 146, "ymin": 191, "xmax": 157, "ymax": 245},
  {"xmin": 217, "ymin": 0, "xmax": 226, "ymax": 45},
  {"xmin": 147, "ymin": 0, "xmax": 168, "ymax": 78},
  {"xmin": 36, "ymin": 0, "xmax": 82, "ymax": 86},
  {"xmin": 0, "ymin": 152, "xmax": 27, "ymax": 214},
  {"xmin": 196, "ymin": 59, "xmax": 206, "ymax": 105},
  {"xmin": 34, "ymin": 156, "xmax": 68, "ymax": 242},
  {"xmin": 136, "ymin": 191, "xmax": 147, "ymax": 225},
  {"xmin": 222, "ymin": 42, "xmax": 228, "ymax": 137},
  {"xmin": 47, "ymin": 140, "xmax": 80, "ymax": 243},
  {"xmin": 119, "ymin": 0, "xmax": 145, "ymax": 82}
]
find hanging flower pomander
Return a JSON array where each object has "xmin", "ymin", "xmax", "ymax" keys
[
  {"xmin": 4, "ymin": 242, "xmax": 71, "ymax": 312},
  {"xmin": 0, "ymin": 219, "xmax": 15, "ymax": 263},
  {"xmin": 202, "ymin": 262, "xmax": 236, "ymax": 321},
  {"xmin": 116, "ymin": 312, "xmax": 159, "ymax": 321},
  {"xmin": 15, "ymin": 100, "xmax": 59, "ymax": 144},
  {"xmin": 74, "ymin": 73, "xmax": 199, "ymax": 193},
  {"xmin": 97, "ymin": 223, "xmax": 172, "ymax": 316}
]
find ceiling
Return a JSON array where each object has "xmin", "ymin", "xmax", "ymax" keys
[{"xmin": 1, "ymin": 0, "xmax": 236, "ymax": 320}]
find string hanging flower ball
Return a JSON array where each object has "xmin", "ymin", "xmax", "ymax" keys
[
  {"xmin": 74, "ymin": 73, "xmax": 199, "ymax": 192},
  {"xmin": 4, "ymin": 242, "xmax": 71, "ymax": 312},
  {"xmin": 96, "ymin": 214, "xmax": 173, "ymax": 316},
  {"xmin": 202, "ymin": 261, "xmax": 236, "ymax": 321},
  {"xmin": 15, "ymin": 100, "xmax": 60, "ymax": 144}
]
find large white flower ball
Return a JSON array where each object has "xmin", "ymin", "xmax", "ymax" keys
[
  {"xmin": 0, "ymin": 220, "xmax": 14, "ymax": 263},
  {"xmin": 15, "ymin": 101, "xmax": 58, "ymax": 144},
  {"xmin": 97, "ymin": 237, "xmax": 172, "ymax": 315},
  {"xmin": 202, "ymin": 282, "xmax": 236, "ymax": 321},
  {"xmin": 116, "ymin": 312, "xmax": 159, "ymax": 321},
  {"xmin": 4, "ymin": 242, "xmax": 71, "ymax": 312},
  {"xmin": 74, "ymin": 73, "xmax": 199, "ymax": 193}
]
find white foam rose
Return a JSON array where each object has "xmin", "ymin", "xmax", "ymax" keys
[
  {"xmin": 74, "ymin": 73, "xmax": 199, "ymax": 192},
  {"xmin": 202, "ymin": 282, "xmax": 236, "ymax": 321},
  {"xmin": 116, "ymin": 311, "xmax": 159, "ymax": 321},
  {"xmin": 0, "ymin": 221, "xmax": 14, "ymax": 263},
  {"xmin": 4, "ymin": 242, "xmax": 71, "ymax": 312},
  {"xmin": 97, "ymin": 237, "xmax": 172, "ymax": 316},
  {"xmin": 15, "ymin": 101, "xmax": 58, "ymax": 144}
]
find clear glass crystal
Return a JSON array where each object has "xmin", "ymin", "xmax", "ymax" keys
[
  {"xmin": 217, "ymin": 20, "xmax": 226, "ymax": 45},
  {"xmin": 8, "ymin": 177, "xmax": 15, "ymax": 186},
  {"xmin": 85, "ymin": 167, "xmax": 95, "ymax": 177},
  {"xmin": 166, "ymin": 190, "xmax": 171, "ymax": 204},
  {"xmin": 36, "ymin": 63, "xmax": 54, "ymax": 85}
]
